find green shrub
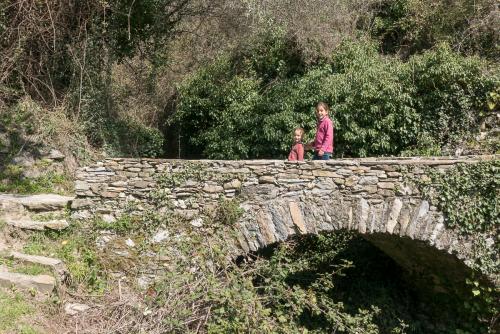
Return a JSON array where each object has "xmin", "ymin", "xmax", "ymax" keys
[
  {"xmin": 92, "ymin": 214, "xmax": 140, "ymax": 234},
  {"xmin": 172, "ymin": 36, "xmax": 496, "ymax": 159},
  {"xmin": 212, "ymin": 199, "xmax": 243, "ymax": 226},
  {"xmin": 175, "ymin": 59, "xmax": 263, "ymax": 158},
  {"xmin": 101, "ymin": 118, "xmax": 165, "ymax": 158},
  {"xmin": 324, "ymin": 40, "xmax": 419, "ymax": 157},
  {"xmin": 407, "ymin": 44, "xmax": 497, "ymax": 149},
  {"xmin": 171, "ymin": 28, "xmax": 307, "ymax": 159}
]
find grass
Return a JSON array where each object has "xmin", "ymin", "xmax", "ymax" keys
[
  {"xmin": 22, "ymin": 237, "xmax": 51, "ymax": 257},
  {"xmin": 14, "ymin": 263, "xmax": 51, "ymax": 276},
  {"xmin": 22, "ymin": 226, "xmax": 108, "ymax": 293},
  {"xmin": 31, "ymin": 211, "xmax": 68, "ymax": 223},
  {"xmin": 0, "ymin": 256, "xmax": 14, "ymax": 267},
  {"xmin": 0, "ymin": 289, "xmax": 41, "ymax": 333},
  {"xmin": 0, "ymin": 255, "xmax": 52, "ymax": 276},
  {"xmin": 0, "ymin": 164, "xmax": 73, "ymax": 195},
  {"xmin": 92, "ymin": 214, "xmax": 139, "ymax": 234},
  {"xmin": 18, "ymin": 325, "xmax": 41, "ymax": 334}
]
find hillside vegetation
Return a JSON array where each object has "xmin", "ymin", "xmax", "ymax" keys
[
  {"xmin": 0, "ymin": 0, "xmax": 498, "ymax": 162},
  {"xmin": 0, "ymin": 1, "xmax": 499, "ymax": 333}
]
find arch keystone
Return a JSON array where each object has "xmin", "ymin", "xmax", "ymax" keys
[
  {"xmin": 358, "ymin": 198, "xmax": 369, "ymax": 233},
  {"xmin": 386, "ymin": 198, "xmax": 403, "ymax": 234},
  {"xmin": 407, "ymin": 200, "xmax": 429, "ymax": 239}
]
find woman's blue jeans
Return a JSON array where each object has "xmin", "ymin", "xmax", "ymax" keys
[{"xmin": 313, "ymin": 152, "xmax": 332, "ymax": 160}]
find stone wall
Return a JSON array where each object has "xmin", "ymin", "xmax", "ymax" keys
[
  {"xmin": 73, "ymin": 155, "xmax": 499, "ymax": 290},
  {"xmin": 73, "ymin": 156, "xmax": 496, "ymax": 257}
]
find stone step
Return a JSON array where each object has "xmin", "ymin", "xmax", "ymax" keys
[
  {"xmin": 0, "ymin": 193, "xmax": 74, "ymax": 212},
  {"xmin": 6, "ymin": 251, "xmax": 66, "ymax": 279},
  {"xmin": 4, "ymin": 217, "xmax": 69, "ymax": 230},
  {"xmin": 0, "ymin": 268, "xmax": 55, "ymax": 294}
]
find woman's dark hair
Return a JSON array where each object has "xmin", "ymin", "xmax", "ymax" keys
[{"xmin": 316, "ymin": 101, "xmax": 330, "ymax": 112}]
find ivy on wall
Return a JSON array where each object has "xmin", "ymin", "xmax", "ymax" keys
[{"xmin": 414, "ymin": 160, "xmax": 499, "ymax": 235}]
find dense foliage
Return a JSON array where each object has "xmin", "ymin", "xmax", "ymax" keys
[
  {"xmin": 414, "ymin": 161, "xmax": 499, "ymax": 235},
  {"xmin": 0, "ymin": 0, "xmax": 201, "ymax": 158},
  {"xmin": 1, "ymin": 0, "xmax": 498, "ymax": 159},
  {"xmin": 371, "ymin": 0, "xmax": 499, "ymax": 58},
  {"xmin": 1, "ymin": 2, "xmax": 498, "ymax": 333},
  {"xmin": 172, "ymin": 35, "xmax": 498, "ymax": 158}
]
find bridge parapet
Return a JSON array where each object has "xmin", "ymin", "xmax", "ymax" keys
[
  {"xmin": 72, "ymin": 156, "xmax": 496, "ymax": 265},
  {"xmin": 72, "ymin": 155, "xmax": 498, "ymax": 290},
  {"xmin": 73, "ymin": 155, "xmax": 492, "ymax": 214}
]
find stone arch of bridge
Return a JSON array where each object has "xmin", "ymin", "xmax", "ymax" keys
[
  {"xmin": 236, "ymin": 194, "xmax": 458, "ymax": 255},
  {"xmin": 234, "ymin": 194, "xmax": 474, "ymax": 296}
]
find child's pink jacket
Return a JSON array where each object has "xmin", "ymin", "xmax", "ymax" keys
[
  {"xmin": 288, "ymin": 143, "xmax": 304, "ymax": 161},
  {"xmin": 314, "ymin": 117, "xmax": 334, "ymax": 153}
]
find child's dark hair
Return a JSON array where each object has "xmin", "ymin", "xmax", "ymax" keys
[{"xmin": 316, "ymin": 101, "xmax": 330, "ymax": 113}]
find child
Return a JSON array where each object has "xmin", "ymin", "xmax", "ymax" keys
[
  {"xmin": 288, "ymin": 127, "xmax": 305, "ymax": 161},
  {"xmin": 307, "ymin": 102, "xmax": 334, "ymax": 160}
]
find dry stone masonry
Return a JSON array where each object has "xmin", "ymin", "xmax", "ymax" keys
[
  {"xmin": 73, "ymin": 155, "xmax": 497, "ymax": 275},
  {"xmin": 0, "ymin": 193, "xmax": 73, "ymax": 231},
  {"xmin": 0, "ymin": 193, "xmax": 72, "ymax": 296}
]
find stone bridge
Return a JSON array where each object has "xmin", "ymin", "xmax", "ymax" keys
[{"xmin": 72, "ymin": 156, "xmax": 498, "ymax": 287}]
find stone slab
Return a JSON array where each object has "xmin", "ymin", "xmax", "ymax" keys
[
  {"xmin": 288, "ymin": 202, "xmax": 307, "ymax": 234},
  {"xmin": 8, "ymin": 251, "xmax": 66, "ymax": 277},
  {"xmin": 5, "ymin": 218, "xmax": 69, "ymax": 230},
  {"xmin": 0, "ymin": 270, "xmax": 55, "ymax": 294},
  {"xmin": 0, "ymin": 194, "xmax": 74, "ymax": 211}
]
